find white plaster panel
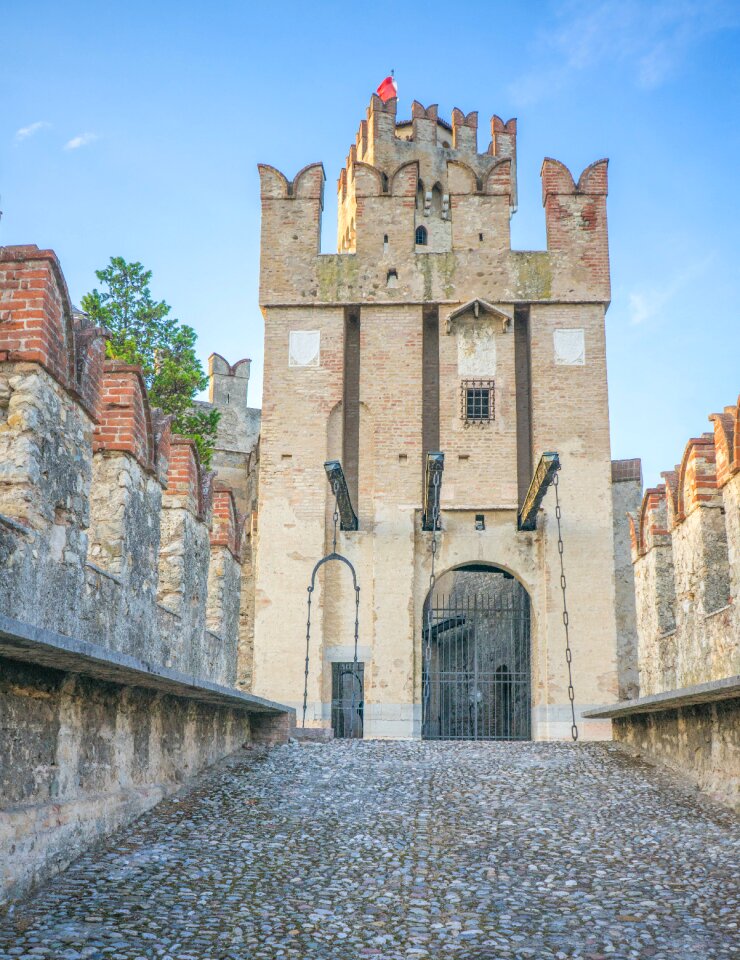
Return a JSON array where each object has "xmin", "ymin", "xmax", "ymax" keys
[
  {"xmin": 457, "ymin": 323, "xmax": 497, "ymax": 377},
  {"xmin": 553, "ymin": 328, "xmax": 585, "ymax": 365},
  {"xmin": 288, "ymin": 330, "xmax": 321, "ymax": 367}
]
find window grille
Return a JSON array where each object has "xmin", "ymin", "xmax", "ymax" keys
[
  {"xmin": 461, "ymin": 379, "xmax": 495, "ymax": 424},
  {"xmin": 415, "ymin": 225, "xmax": 428, "ymax": 245}
]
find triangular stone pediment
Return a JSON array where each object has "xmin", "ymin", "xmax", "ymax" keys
[{"xmin": 445, "ymin": 299, "xmax": 513, "ymax": 334}]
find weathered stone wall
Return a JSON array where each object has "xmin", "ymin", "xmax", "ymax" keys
[
  {"xmin": 0, "ymin": 247, "xmax": 246, "ymax": 687},
  {"xmin": 0, "ymin": 655, "xmax": 252, "ymax": 904},
  {"xmin": 196, "ymin": 355, "xmax": 261, "ymax": 690},
  {"xmin": 629, "ymin": 399, "xmax": 740, "ymax": 696},
  {"xmin": 0, "ymin": 246, "xmax": 292, "ymax": 905},
  {"xmin": 613, "ymin": 699, "xmax": 740, "ymax": 811},
  {"xmin": 0, "ymin": 365, "xmax": 93, "ymax": 637},
  {"xmin": 611, "ymin": 459, "xmax": 642, "ymax": 699}
]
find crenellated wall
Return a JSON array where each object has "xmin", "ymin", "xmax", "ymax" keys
[
  {"xmin": 259, "ymin": 95, "xmax": 610, "ymax": 309},
  {"xmin": 0, "ymin": 245, "xmax": 292, "ymax": 905},
  {"xmin": 206, "ymin": 482, "xmax": 246, "ymax": 683},
  {"xmin": 195, "ymin": 353, "xmax": 261, "ymax": 691},
  {"xmin": 0, "ymin": 246, "xmax": 244, "ymax": 685},
  {"xmin": 629, "ymin": 399, "xmax": 740, "ymax": 696}
]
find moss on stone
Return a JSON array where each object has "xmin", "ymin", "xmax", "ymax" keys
[
  {"xmin": 317, "ymin": 255, "xmax": 359, "ymax": 302},
  {"xmin": 417, "ymin": 253, "xmax": 457, "ymax": 302},
  {"xmin": 515, "ymin": 252, "xmax": 552, "ymax": 300}
]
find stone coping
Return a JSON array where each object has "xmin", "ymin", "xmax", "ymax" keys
[
  {"xmin": 0, "ymin": 613, "xmax": 291, "ymax": 716},
  {"xmin": 583, "ymin": 676, "xmax": 740, "ymax": 719}
]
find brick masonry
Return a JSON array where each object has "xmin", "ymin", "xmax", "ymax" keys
[{"xmin": 253, "ymin": 94, "xmax": 621, "ymax": 740}]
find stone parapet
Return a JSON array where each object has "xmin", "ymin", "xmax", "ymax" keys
[
  {"xmin": 0, "ymin": 245, "xmax": 245, "ymax": 686},
  {"xmin": 585, "ymin": 680, "xmax": 740, "ymax": 811},
  {"xmin": 627, "ymin": 395, "xmax": 740, "ymax": 697},
  {"xmin": 0, "ymin": 613, "xmax": 292, "ymax": 905}
]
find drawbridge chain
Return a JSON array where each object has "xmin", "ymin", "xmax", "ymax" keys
[
  {"xmin": 552, "ymin": 469, "xmax": 578, "ymax": 741},
  {"xmin": 518, "ymin": 453, "xmax": 578, "ymax": 741},
  {"xmin": 302, "ymin": 463, "xmax": 360, "ymax": 734},
  {"xmin": 422, "ymin": 454, "xmax": 444, "ymax": 719}
]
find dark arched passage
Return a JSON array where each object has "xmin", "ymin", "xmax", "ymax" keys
[{"xmin": 422, "ymin": 564, "xmax": 531, "ymax": 741}]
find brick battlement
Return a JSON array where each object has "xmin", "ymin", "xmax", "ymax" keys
[
  {"xmin": 0, "ymin": 245, "xmax": 106, "ymax": 417},
  {"xmin": 93, "ymin": 362, "xmax": 168, "ymax": 479},
  {"xmin": 628, "ymin": 393, "xmax": 739, "ymax": 698},
  {"xmin": 211, "ymin": 483, "xmax": 246, "ymax": 560},
  {"xmin": 258, "ymin": 94, "xmax": 609, "ymax": 305},
  {"xmin": 165, "ymin": 436, "xmax": 214, "ymax": 522},
  {"xmin": 0, "ymin": 245, "xmax": 246, "ymax": 693}
]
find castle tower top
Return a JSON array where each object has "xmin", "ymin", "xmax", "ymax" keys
[
  {"xmin": 336, "ymin": 95, "xmax": 517, "ymax": 253},
  {"xmin": 257, "ymin": 91, "xmax": 609, "ymax": 304}
]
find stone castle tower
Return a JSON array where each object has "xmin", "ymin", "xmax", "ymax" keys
[{"xmin": 252, "ymin": 93, "xmax": 621, "ymax": 739}]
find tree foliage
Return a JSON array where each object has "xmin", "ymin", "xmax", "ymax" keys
[{"xmin": 81, "ymin": 257, "xmax": 219, "ymax": 466}]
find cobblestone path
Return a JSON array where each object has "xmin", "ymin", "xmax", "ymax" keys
[{"xmin": 1, "ymin": 742, "xmax": 738, "ymax": 960}]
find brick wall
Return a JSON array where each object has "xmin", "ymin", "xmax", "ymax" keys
[{"xmin": 254, "ymin": 95, "xmax": 619, "ymax": 739}]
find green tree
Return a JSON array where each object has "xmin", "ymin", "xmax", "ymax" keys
[{"xmin": 81, "ymin": 257, "xmax": 219, "ymax": 467}]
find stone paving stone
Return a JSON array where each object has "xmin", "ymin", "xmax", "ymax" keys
[{"xmin": 0, "ymin": 741, "xmax": 738, "ymax": 959}]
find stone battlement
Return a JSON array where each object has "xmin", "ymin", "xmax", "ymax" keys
[
  {"xmin": 627, "ymin": 395, "xmax": 740, "ymax": 697},
  {"xmin": 0, "ymin": 244, "xmax": 246, "ymax": 684}
]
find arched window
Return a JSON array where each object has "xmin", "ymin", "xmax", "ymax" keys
[{"xmin": 415, "ymin": 225, "xmax": 428, "ymax": 246}]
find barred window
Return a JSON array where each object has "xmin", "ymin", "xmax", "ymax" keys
[
  {"xmin": 415, "ymin": 225, "xmax": 428, "ymax": 245},
  {"xmin": 461, "ymin": 379, "xmax": 495, "ymax": 424}
]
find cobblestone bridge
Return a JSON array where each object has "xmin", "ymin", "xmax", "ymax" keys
[{"xmin": 1, "ymin": 742, "xmax": 737, "ymax": 960}]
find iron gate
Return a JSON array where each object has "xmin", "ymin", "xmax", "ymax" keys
[
  {"xmin": 422, "ymin": 569, "xmax": 531, "ymax": 740},
  {"xmin": 331, "ymin": 662, "xmax": 364, "ymax": 739}
]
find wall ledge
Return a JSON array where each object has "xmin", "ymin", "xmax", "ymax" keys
[
  {"xmin": 0, "ymin": 613, "xmax": 291, "ymax": 717},
  {"xmin": 583, "ymin": 675, "xmax": 740, "ymax": 719}
]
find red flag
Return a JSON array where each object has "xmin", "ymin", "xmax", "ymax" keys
[{"xmin": 376, "ymin": 75, "xmax": 397, "ymax": 102}]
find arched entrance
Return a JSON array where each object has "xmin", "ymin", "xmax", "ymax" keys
[{"xmin": 422, "ymin": 564, "xmax": 531, "ymax": 741}]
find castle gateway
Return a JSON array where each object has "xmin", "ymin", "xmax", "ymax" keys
[{"xmin": 252, "ymin": 94, "xmax": 621, "ymax": 740}]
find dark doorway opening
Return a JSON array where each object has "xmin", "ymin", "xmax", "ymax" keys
[
  {"xmin": 422, "ymin": 566, "xmax": 531, "ymax": 741},
  {"xmin": 331, "ymin": 662, "xmax": 364, "ymax": 739}
]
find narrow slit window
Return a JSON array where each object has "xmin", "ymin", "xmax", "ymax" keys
[
  {"xmin": 415, "ymin": 225, "xmax": 428, "ymax": 246},
  {"xmin": 461, "ymin": 379, "xmax": 495, "ymax": 424}
]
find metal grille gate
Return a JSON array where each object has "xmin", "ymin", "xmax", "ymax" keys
[
  {"xmin": 422, "ymin": 570, "xmax": 531, "ymax": 741},
  {"xmin": 331, "ymin": 662, "xmax": 364, "ymax": 739}
]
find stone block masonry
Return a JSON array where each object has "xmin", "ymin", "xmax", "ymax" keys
[
  {"xmin": 611, "ymin": 458, "xmax": 642, "ymax": 700},
  {"xmin": 588, "ymin": 397, "xmax": 740, "ymax": 809},
  {"xmin": 0, "ymin": 245, "xmax": 292, "ymax": 905},
  {"xmin": 195, "ymin": 353, "xmax": 262, "ymax": 691},
  {"xmin": 0, "ymin": 613, "xmax": 293, "ymax": 905},
  {"xmin": 627, "ymin": 397, "xmax": 740, "ymax": 696}
]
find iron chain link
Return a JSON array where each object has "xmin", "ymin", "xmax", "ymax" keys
[
  {"xmin": 302, "ymin": 479, "xmax": 346, "ymax": 730},
  {"xmin": 553, "ymin": 470, "xmax": 578, "ymax": 742},
  {"xmin": 423, "ymin": 470, "xmax": 441, "ymax": 713},
  {"xmin": 331, "ymin": 479, "xmax": 340, "ymax": 553}
]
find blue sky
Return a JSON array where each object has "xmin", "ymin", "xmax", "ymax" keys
[{"xmin": 2, "ymin": 0, "xmax": 739, "ymax": 486}]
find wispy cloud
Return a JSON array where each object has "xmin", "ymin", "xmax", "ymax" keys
[
  {"xmin": 628, "ymin": 253, "xmax": 714, "ymax": 325},
  {"xmin": 64, "ymin": 132, "xmax": 98, "ymax": 151},
  {"xmin": 509, "ymin": 0, "xmax": 740, "ymax": 105},
  {"xmin": 14, "ymin": 121, "xmax": 50, "ymax": 143}
]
